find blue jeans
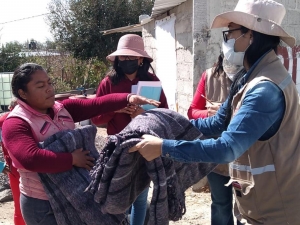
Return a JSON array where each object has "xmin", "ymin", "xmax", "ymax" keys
[
  {"xmin": 207, "ymin": 172, "xmax": 243, "ymax": 225},
  {"xmin": 130, "ymin": 187, "xmax": 149, "ymax": 225},
  {"xmin": 20, "ymin": 194, "xmax": 57, "ymax": 225}
]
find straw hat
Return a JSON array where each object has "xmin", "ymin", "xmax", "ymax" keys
[
  {"xmin": 211, "ymin": 0, "xmax": 295, "ymax": 47},
  {"xmin": 107, "ymin": 34, "xmax": 153, "ymax": 62}
]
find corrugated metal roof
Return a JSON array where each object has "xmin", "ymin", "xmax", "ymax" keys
[
  {"xmin": 100, "ymin": 0, "xmax": 188, "ymax": 35},
  {"xmin": 102, "ymin": 24, "xmax": 143, "ymax": 36},
  {"xmin": 101, "ymin": 18, "xmax": 153, "ymax": 35},
  {"xmin": 151, "ymin": 0, "xmax": 188, "ymax": 17}
]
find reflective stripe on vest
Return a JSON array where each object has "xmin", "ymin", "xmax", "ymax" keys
[{"xmin": 230, "ymin": 163, "xmax": 275, "ymax": 175}]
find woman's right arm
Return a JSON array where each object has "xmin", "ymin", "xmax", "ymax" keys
[
  {"xmin": 91, "ymin": 78, "xmax": 115, "ymax": 125},
  {"xmin": 2, "ymin": 117, "xmax": 74, "ymax": 173},
  {"xmin": 187, "ymin": 71, "xmax": 208, "ymax": 119}
]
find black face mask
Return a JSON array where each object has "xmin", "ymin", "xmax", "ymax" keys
[{"xmin": 118, "ymin": 59, "xmax": 139, "ymax": 75}]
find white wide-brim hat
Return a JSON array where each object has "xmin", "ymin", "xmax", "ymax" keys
[
  {"xmin": 211, "ymin": 0, "xmax": 296, "ymax": 47},
  {"xmin": 107, "ymin": 34, "xmax": 153, "ymax": 62}
]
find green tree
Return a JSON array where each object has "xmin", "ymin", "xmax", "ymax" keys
[
  {"xmin": 47, "ymin": 0, "xmax": 154, "ymax": 61},
  {"xmin": 0, "ymin": 41, "xmax": 26, "ymax": 72},
  {"xmin": 27, "ymin": 51, "xmax": 108, "ymax": 93},
  {"xmin": 0, "ymin": 39, "xmax": 107, "ymax": 92}
]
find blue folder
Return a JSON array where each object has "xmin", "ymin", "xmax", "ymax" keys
[{"xmin": 139, "ymin": 86, "xmax": 162, "ymax": 110}]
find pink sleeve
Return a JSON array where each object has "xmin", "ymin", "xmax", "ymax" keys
[{"xmin": 187, "ymin": 71, "xmax": 208, "ymax": 119}]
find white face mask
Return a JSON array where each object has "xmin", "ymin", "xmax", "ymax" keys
[
  {"xmin": 222, "ymin": 35, "xmax": 246, "ymax": 66},
  {"xmin": 222, "ymin": 57, "xmax": 243, "ymax": 81}
]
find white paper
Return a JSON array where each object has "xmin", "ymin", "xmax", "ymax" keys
[{"xmin": 131, "ymin": 85, "xmax": 138, "ymax": 94}]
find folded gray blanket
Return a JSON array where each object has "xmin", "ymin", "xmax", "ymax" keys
[
  {"xmin": 87, "ymin": 108, "xmax": 217, "ymax": 225},
  {"xmin": 38, "ymin": 125, "xmax": 127, "ymax": 225}
]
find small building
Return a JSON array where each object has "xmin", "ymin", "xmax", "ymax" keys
[{"xmin": 104, "ymin": 0, "xmax": 300, "ymax": 116}]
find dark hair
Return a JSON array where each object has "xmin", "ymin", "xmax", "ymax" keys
[
  {"xmin": 12, "ymin": 63, "xmax": 45, "ymax": 99},
  {"xmin": 224, "ymin": 27, "xmax": 281, "ymax": 127},
  {"xmin": 244, "ymin": 30, "xmax": 280, "ymax": 68},
  {"xmin": 108, "ymin": 57, "xmax": 155, "ymax": 85},
  {"xmin": 212, "ymin": 53, "xmax": 224, "ymax": 77}
]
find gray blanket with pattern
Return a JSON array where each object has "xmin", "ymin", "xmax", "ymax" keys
[
  {"xmin": 87, "ymin": 108, "xmax": 217, "ymax": 225},
  {"xmin": 38, "ymin": 125, "xmax": 127, "ymax": 225}
]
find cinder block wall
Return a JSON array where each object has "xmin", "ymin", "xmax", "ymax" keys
[
  {"xmin": 143, "ymin": 0, "xmax": 194, "ymax": 116},
  {"xmin": 143, "ymin": 0, "xmax": 300, "ymax": 116}
]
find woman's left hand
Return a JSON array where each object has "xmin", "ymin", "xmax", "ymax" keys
[
  {"xmin": 129, "ymin": 134, "xmax": 163, "ymax": 161},
  {"xmin": 130, "ymin": 106, "xmax": 145, "ymax": 119},
  {"xmin": 128, "ymin": 94, "xmax": 160, "ymax": 107}
]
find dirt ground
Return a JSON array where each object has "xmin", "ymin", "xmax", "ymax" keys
[
  {"xmin": 0, "ymin": 127, "xmax": 212, "ymax": 225},
  {"xmin": 169, "ymin": 188, "xmax": 212, "ymax": 225},
  {"xmin": 0, "ymin": 188, "xmax": 212, "ymax": 225}
]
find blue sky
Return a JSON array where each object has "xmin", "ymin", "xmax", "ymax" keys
[{"xmin": 0, "ymin": 0, "xmax": 52, "ymax": 45}]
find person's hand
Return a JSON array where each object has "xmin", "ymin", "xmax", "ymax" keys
[
  {"xmin": 115, "ymin": 104, "xmax": 137, "ymax": 114},
  {"xmin": 130, "ymin": 106, "xmax": 145, "ymax": 118},
  {"xmin": 2, "ymin": 164, "xmax": 10, "ymax": 175},
  {"xmin": 129, "ymin": 134, "xmax": 163, "ymax": 161},
  {"xmin": 207, "ymin": 103, "xmax": 221, "ymax": 117},
  {"xmin": 128, "ymin": 94, "xmax": 160, "ymax": 107},
  {"xmin": 71, "ymin": 148, "xmax": 95, "ymax": 170}
]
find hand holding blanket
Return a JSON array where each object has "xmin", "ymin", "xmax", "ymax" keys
[
  {"xmin": 87, "ymin": 108, "xmax": 217, "ymax": 225},
  {"xmin": 38, "ymin": 125, "xmax": 127, "ymax": 225}
]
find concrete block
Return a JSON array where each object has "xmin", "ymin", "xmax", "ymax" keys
[
  {"xmin": 209, "ymin": 29, "xmax": 223, "ymax": 45},
  {"xmin": 183, "ymin": 80, "xmax": 193, "ymax": 95},
  {"xmin": 287, "ymin": 0, "xmax": 297, "ymax": 9},
  {"xmin": 287, "ymin": 10, "xmax": 300, "ymax": 25},
  {"xmin": 176, "ymin": 16, "xmax": 193, "ymax": 34},
  {"xmin": 177, "ymin": 49, "xmax": 193, "ymax": 63},
  {"xmin": 178, "ymin": 63, "xmax": 193, "ymax": 81},
  {"xmin": 188, "ymin": 94, "xmax": 194, "ymax": 103},
  {"xmin": 173, "ymin": 0, "xmax": 193, "ymax": 16},
  {"xmin": 177, "ymin": 79, "xmax": 185, "ymax": 93},
  {"xmin": 178, "ymin": 93, "xmax": 187, "ymax": 105},
  {"xmin": 176, "ymin": 33, "xmax": 192, "ymax": 50}
]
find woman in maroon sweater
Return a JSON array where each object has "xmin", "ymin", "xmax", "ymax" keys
[
  {"xmin": 91, "ymin": 34, "xmax": 168, "ymax": 135},
  {"xmin": 91, "ymin": 34, "xmax": 168, "ymax": 225},
  {"xmin": 2, "ymin": 63, "xmax": 159, "ymax": 225}
]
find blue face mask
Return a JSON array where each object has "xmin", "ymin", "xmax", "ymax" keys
[{"xmin": 118, "ymin": 59, "xmax": 139, "ymax": 75}]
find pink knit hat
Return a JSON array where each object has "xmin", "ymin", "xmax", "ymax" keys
[{"xmin": 106, "ymin": 34, "xmax": 153, "ymax": 62}]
